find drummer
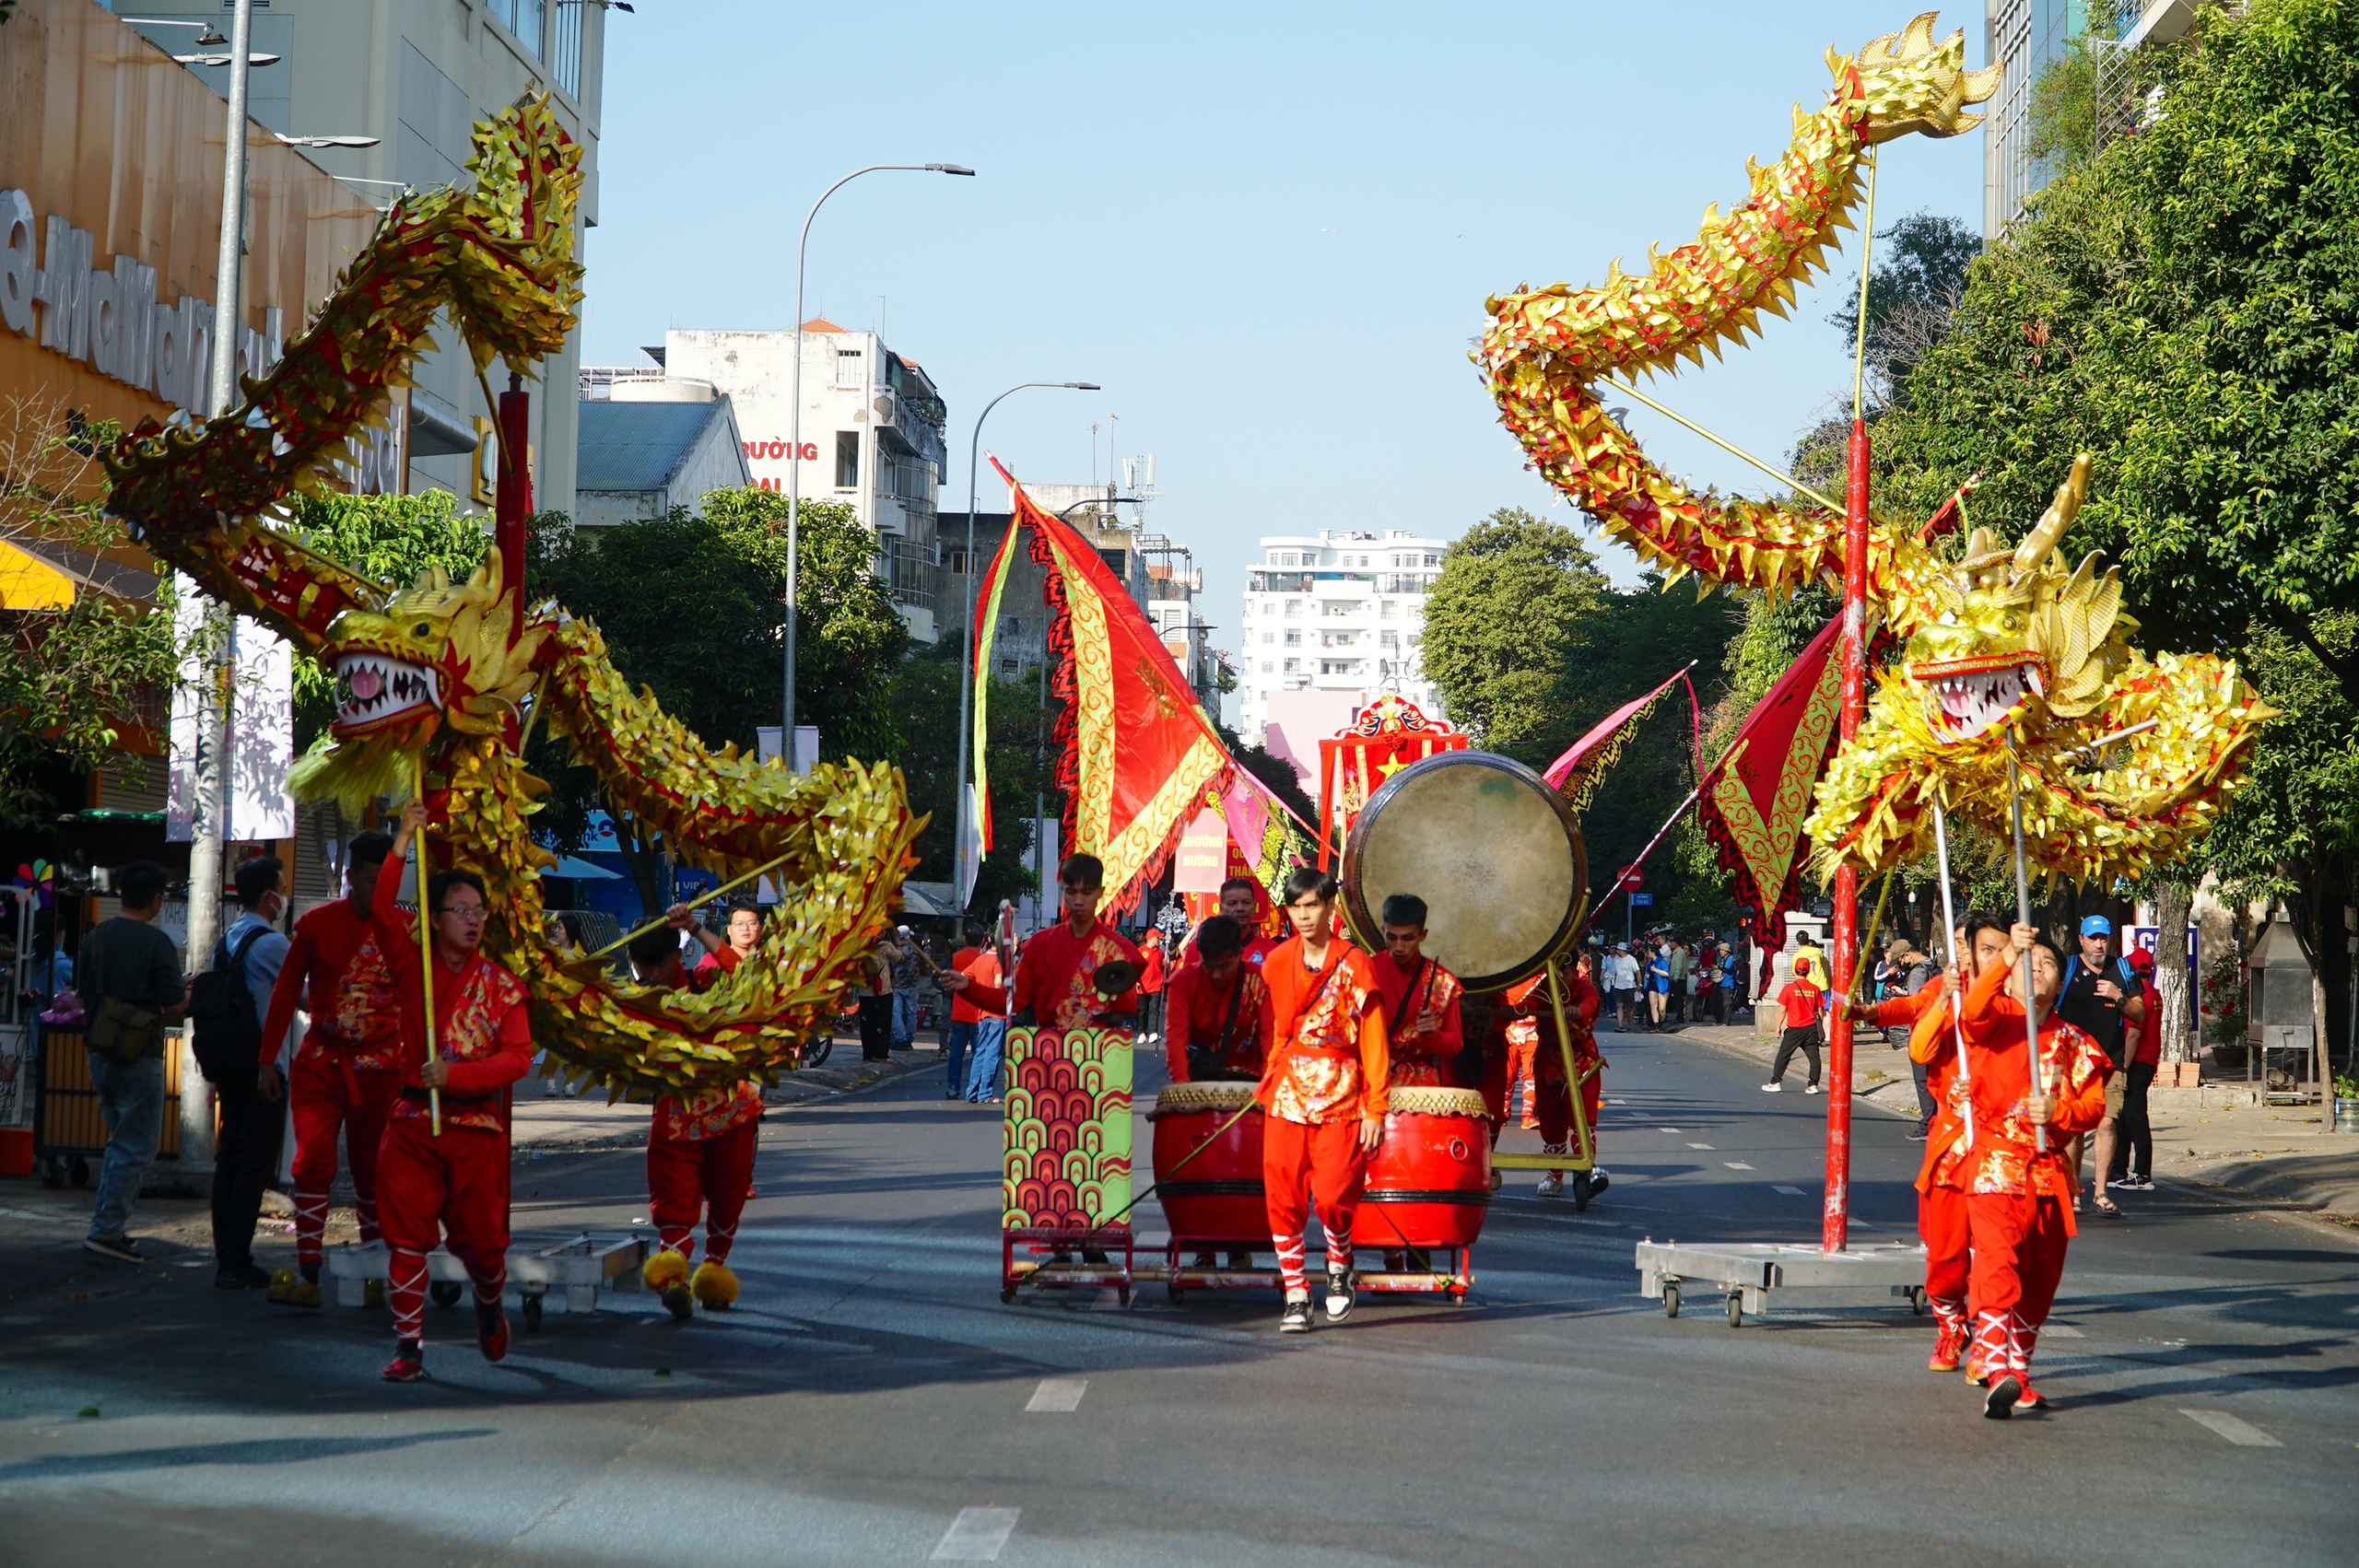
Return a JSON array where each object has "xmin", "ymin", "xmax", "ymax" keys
[
  {"xmin": 1373, "ymin": 895, "xmax": 1462, "ymax": 1087},
  {"xmin": 1163, "ymin": 916, "xmax": 1269, "ymax": 1083},
  {"xmin": 1502, "ymin": 961, "xmax": 1611, "ymax": 1201},
  {"xmin": 1180, "ymin": 877, "xmax": 1284, "ymax": 974},
  {"xmin": 940, "ymin": 855, "xmax": 1141, "ymax": 1031}
]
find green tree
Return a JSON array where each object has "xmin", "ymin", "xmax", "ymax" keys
[
  {"xmin": 886, "ymin": 633, "xmax": 1049, "ymax": 919},
  {"xmin": 1422, "ymin": 508, "xmax": 1609, "ymax": 751}
]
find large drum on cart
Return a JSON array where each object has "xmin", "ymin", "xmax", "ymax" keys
[
  {"xmin": 1355, "ymin": 1086, "xmax": 1494, "ymax": 1249},
  {"xmin": 1149, "ymin": 1082, "xmax": 1264, "ymax": 1237}
]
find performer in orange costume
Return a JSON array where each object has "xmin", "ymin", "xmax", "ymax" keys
[
  {"xmin": 259, "ymin": 828, "xmax": 403, "ymax": 1309},
  {"xmin": 1945, "ymin": 922, "xmax": 2109, "ymax": 1419},
  {"xmin": 1256, "ymin": 868, "xmax": 1388, "ymax": 1334},
  {"xmin": 372, "ymin": 800, "xmax": 534, "ymax": 1384},
  {"xmin": 1008, "ymin": 855, "xmax": 1143, "ymax": 1030},
  {"xmin": 1503, "ymin": 960, "xmax": 1607, "ymax": 1199},
  {"xmin": 1834, "ymin": 912, "xmax": 2013, "ymax": 1374},
  {"xmin": 1163, "ymin": 915, "xmax": 1269, "ymax": 1083},
  {"xmin": 1177, "ymin": 877, "xmax": 1283, "ymax": 975},
  {"xmin": 629, "ymin": 915, "xmax": 763, "ymax": 1320},
  {"xmin": 1370, "ymin": 894, "xmax": 1462, "ymax": 1087}
]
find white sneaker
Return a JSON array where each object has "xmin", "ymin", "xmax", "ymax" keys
[
  {"xmin": 1805, "ymin": 1083, "xmax": 1822, "ymax": 1095},
  {"xmin": 1761, "ymin": 1082, "xmax": 1783, "ymax": 1093},
  {"xmin": 1535, "ymin": 1172, "xmax": 1564, "ymax": 1198}
]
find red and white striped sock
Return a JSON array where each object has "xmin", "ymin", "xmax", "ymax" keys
[
  {"xmin": 388, "ymin": 1249, "xmax": 429, "ymax": 1342},
  {"xmin": 1324, "ymin": 1234, "xmax": 1353, "ymax": 1276},
  {"xmin": 1971, "ymin": 1310, "xmax": 2012, "ymax": 1377},
  {"xmin": 292, "ymin": 1187, "xmax": 330, "ymax": 1270},
  {"xmin": 1542, "ymin": 1141, "xmax": 1566, "ymax": 1179},
  {"xmin": 1273, "ymin": 1234, "xmax": 1309, "ymax": 1295},
  {"xmin": 2009, "ymin": 1312, "xmax": 2037, "ymax": 1378},
  {"xmin": 355, "ymin": 1192, "xmax": 381, "ymax": 1247},
  {"xmin": 1929, "ymin": 1293, "xmax": 1968, "ymax": 1340},
  {"xmin": 658, "ymin": 1223, "xmax": 695, "ymax": 1263},
  {"xmin": 705, "ymin": 1214, "xmax": 737, "ymax": 1267}
]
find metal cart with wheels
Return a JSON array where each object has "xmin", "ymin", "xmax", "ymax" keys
[
  {"xmin": 324, "ymin": 1230, "xmax": 652, "ymax": 1327},
  {"xmin": 1636, "ymin": 1237, "xmax": 1927, "ymax": 1326}
]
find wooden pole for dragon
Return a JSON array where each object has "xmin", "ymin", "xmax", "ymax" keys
[
  {"xmin": 2006, "ymin": 737, "xmax": 2048, "ymax": 1153},
  {"xmin": 413, "ymin": 755, "xmax": 441, "ymax": 1137},
  {"xmin": 1931, "ymin": 800, "xmax": 1974, "ymax": 1148}
]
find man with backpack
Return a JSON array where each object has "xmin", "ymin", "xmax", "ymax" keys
[
  {"xmin": 190, "ymin": 855, "xmax": 292, "ymax": 1289},
  {"xmin": 2056, "ymin": 915, "xmax": 2145, "ymax": 1206},
  {"xmin": 78, "ymin": 860, "xmax": 188, "ymax": 1264}
]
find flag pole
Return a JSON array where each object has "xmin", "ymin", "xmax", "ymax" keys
[
  {"xmin": 413, "ymin": 755, "xmax": 441, "ymax": 1138},
  {"xmin": 2006, "ymin": 735, "xmax": 2048, "ymax": 1153}
]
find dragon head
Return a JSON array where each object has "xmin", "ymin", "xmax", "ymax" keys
[
  {"xmin": 1903, "ymin": 454, "xmax": 2130, "ymax": 745},
  {"xmin": 1835, "ymin": 12, "xmax": 2003, "ymax": 145},
  {"xmin": 289, "ymin": 550, "xmax": 548, "ymax": 812}
]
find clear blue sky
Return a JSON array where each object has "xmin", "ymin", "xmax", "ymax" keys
[{"xmin": 583, "ymin": 3, "xmax": 1990, "ymax": 665}]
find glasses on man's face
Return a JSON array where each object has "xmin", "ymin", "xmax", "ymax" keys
[{"xmin": 437, "ymin": 905, "xmax": 488, "ymax": 923}]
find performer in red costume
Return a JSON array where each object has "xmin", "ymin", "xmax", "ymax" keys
[
  {"xmin": 1257, "ymin": 868, "xmax": 1389, "ymax": 1334},
  {"xmin": 1370, "ymin": 894, "xmax": 1462, "ymax": 1087},
  {"xmin": 1162, "ymin": 915, "xmax": 1269, "ymax": 1083},
  {"xmin": 259, "ymin": 828, "xmax": 402, "ymax": 1309},
  {"xmin": 628, "ymin": 918, "xmax": 762, "ymax": 1320},
  {"xmin": 1178, "ymin": 877, "xmax": 1283, "ymax": 974},
  {"xmin": 1008, "ymin": 855, "xmax": 1143, "ymax": 1029},
  {"xmin": 372, "ymin": 800, "xmax": 534, "ymax": 1384},
  {"xmin": 1503, "ymin": 959, "xmax": 1607, "ymax": 1199},
  {"xmin": 1945, "ymin": 922, "xmax": 2109, "ymax": 1419},
  {"xmin": 1833, "ymin": 912, "xmax": 2011, "ymax": 1373}
]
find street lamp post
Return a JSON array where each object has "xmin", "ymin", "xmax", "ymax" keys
[
  {"xmin": 949, "ymin": 381, "xmax": 1099, "ymax": 909},
  {"xmin": 782, "ymin": 161, "xmax": 974, "ymax": 764}
]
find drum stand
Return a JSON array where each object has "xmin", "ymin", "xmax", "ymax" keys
[
  {"xmin": 1158, "ymin": 1239, "xmax": 1473, "ymax": 1305},
  {"xmin": 1003, "ymin": 1225, "xmax": 1134, "ymax": 1307},
  {"xmin": 1486, "ymin": 957, "xmax": 1603, "ymax": 1210}
]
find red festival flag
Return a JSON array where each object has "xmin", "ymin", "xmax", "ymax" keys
[
  {"xmin": 1693, "ymin": 613, "xmax": 1844, "ymax": 951},
  {"xmin": 1541, "ymin": 664, "xmax": 1696, "ymax": 813}
]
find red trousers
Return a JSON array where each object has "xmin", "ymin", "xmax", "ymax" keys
[
  {"xmin": 288, "ymin": 1050, "xmax": 400, "ymax": 1266},
  {"xmin": 1532, "ymin": 1070, "xmax": 1602, "ymax": 1165},
  {"xmin": 1263, "ymin": 1116, "xmax": 1365, "ymax": 1289},
  {"xmin": 1966, "ymin": 1189, "xmax": 2069, "ymax": 1326},
  {"xmin": 1919, "ymin": 1183, "xmax": 1971, "ymax": 1305},
  {"xmin": 377, "ymin": 1117, "xmax": 511, "ymax": 1340},
  {"xmin": 647, "ymin": 1117, "xmax": 757, "ymax": 1266},
  {"xmin": 1506, "ymin": 1036, "xmax": 1538, "ymax": 1125}
]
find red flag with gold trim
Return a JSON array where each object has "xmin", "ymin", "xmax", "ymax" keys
[{"xmin": 1695, "ymin": 613, "xmax": 1844, "ymax": 951}]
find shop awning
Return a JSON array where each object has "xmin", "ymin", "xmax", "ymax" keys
[
  {"xmin": 0, "ymin": 542, "xmax": 76, "ymax": 609},
  {"xmin": 0, "ymin": 537, "xmax": 160, "ymax": 610}
]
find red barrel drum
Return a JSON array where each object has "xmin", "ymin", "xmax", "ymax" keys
[
  {"xmin": 1150, "ymin": 1082, "xmax": 1265, "ymax": 1239},
  {"xmin": 1354, "ymin": 1086, "xmax": 1493, "ymax": 1249}
]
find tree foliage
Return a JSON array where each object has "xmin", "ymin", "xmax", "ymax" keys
[
  {"xmin": 886, "ymin": 633, "xmax": 1050, "ymax": 919},
  {"xmin": 1421, "ymin": 508, "xmax": 1610, "ymax": 751}
]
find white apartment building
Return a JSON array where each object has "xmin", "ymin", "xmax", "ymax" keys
[
  {"xmin": 1238, "ymin": 528, "xmax": 1448, "ymax": 743},
  {"xmin": 652, "ymin": 322, "xmax": 949, "ymax": 640}
]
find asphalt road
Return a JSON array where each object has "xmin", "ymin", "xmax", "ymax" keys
[{"xmin": 2, "ymin": 1029, "xmax": 2353, "ymax": 1568}]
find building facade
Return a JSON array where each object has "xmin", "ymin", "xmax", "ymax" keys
[
  {"xmin": 573, "ymin": 385, "xmax": 750, "ymax": 529},
  {"xmin": 654, "ymin": 323, "xmax": 949, "ymax": 641},
  {"xmin": 1237, "ymin": 529, "xmax": 1447, "ymax": 746},
  {"xmin": 104, "ymin": 0, "xmax": 611, "ymax": 516}
]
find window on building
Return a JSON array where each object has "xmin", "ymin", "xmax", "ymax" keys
[
  {"xmin": 1284, "ymin": 600, "xmax": 1301, "ymax": 616},
  {"xmin": 1424, "ymin": 553, "xmax": 1440, "ymax": 568},
  {"xmin": 1262, "ymin": 632, "xmax": 1275, "ymax": 645},
  {"xmin": 1379, "ymin": 600, "xmax": 1396, "ymax": 617},
  {"xmin": 835, "ymin": 431, "xmax": 859, "ymax": 489},
  {"xmin": 1261, "ymin": 661, "xmax": 1273, "ymax": 673},
  {"xmin": 835, "ymin": 348, "xmax": 863, "ymax": 390},
  {"xmin": 1283, "ymin": 631, "xmax": 1299, "ymax": 647},
  {"xmin": 1380, "ymin": 631, "xmax": 1399, "ymax": 648},
  {"xmin": 1284, "ymin": 659, "xmax": 1299, "ymax": 673},
  {"xmin": 551, "ymin": 0, "xmax": 582, "ymax": 94},
  {"xmin": 1002, "ymin": 616, "xmax": 1022, "ymax": 636}
]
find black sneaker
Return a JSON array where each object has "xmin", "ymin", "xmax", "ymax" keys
[
  {"xmin": 83, "ymin": 1235, "xmax": 143, "ymax": 1264},
  {"xmin": 1323, "ymin": 1267, "xmax": 1356, "ymax": 1323},
  {"xmin": 1983, "ymin": 1373, "xmax": 2022, "ymax": 1420},
  {"xmin": 214, "ymin": 1262, "xmax": 272, "ymax": 1289},
  {"xmin": 1279, "ymin": 1295, "xmax": 1313, "ymax": 1333}
]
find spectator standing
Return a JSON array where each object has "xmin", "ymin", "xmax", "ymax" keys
[
  {"xmin": 203, "ymin": 855, "xmax": 293, "ymax": 1289},
  {"xmin": 956, "ymin": 938, "xmax": 1009, "ymax": 1104},
  {"xmin": 1608, "ymin": 943, "xmax": 1637, "ymax": 1030},
  {"xmin": 1763, "ymin": 954, "xmax": 1825, "ymax": 1094},
  {"xmin": 77, "ymin": 860, "xmax": 187, "ymax": 1264},
  {"xmin": 1136, "ymin": 930, "xmax": 1168, "ymax": 1048},
  {"xmin": 884, "ymin": 926, "xmax": 931, "ymax": 1051},
  {"xmin": 2056, "ymin": 914, "xmax": 2146, "ymax": 1205},
  {"xmin": 857, "ymin": 941, "xmax": 896, "ymax": 1062},
  {"xmin": 937, "ymin": 925, "xmax": 987, "ymax": 1100},
  {"xmin": 2091, "ymin": 947, "xmax": 2161, "ymax": 1212},
  {"xmin": 1667, "ymin": 942, "xmax": 1690, "ymax": 1024},
  {"xmin": 1882, "ymin": 942, "xmax": 1939, "ymax": 1138},
  {"xmin": 1645, "ymin": 941, "xmax": 1672, "ymax": 1029}
]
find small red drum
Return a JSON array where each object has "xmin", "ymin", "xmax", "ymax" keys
[
  {"xmin": 1149, "ymin": 1082, "xmax": 1264, "ymax": 1239},
  {"xmin": 1354, "ymin": 1086, "xmax": 1493, "ymax": 1249}
]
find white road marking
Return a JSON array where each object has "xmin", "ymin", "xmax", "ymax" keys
[
  {"xmin": 2043, "ymin": 1324, "xmax": 2084, "ymax": 1339},
  {"xmin": 2180, "ymin": 1410, "xmax": 2281, "ymax": 1447},
  {"xmin": 933, "ymin": 1508, "xmax": 1023, "ymax": 1560},
  {"xmin": 1772, "ymin": 1185, "xmax": 1803, "ymax": 1195},
  {"xmin": 1659, "ymin": 1127, "xmax": 1681, "ymax": 1133},
  {"xmin": 1026, "ymin": 1376, "xmax": 1087, "ymax": 1412},
  {"xmin": 1686, "ymin": 1141, "xmax": 1714, "ymax": 1150},
  {"xmin": 1724, "ymin": 1162, "xmax": 1755, "ymax": 1171}
]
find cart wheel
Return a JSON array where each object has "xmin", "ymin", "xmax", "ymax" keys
[
  {"xmin": 803, "ymin": 1036, "xmax": 835, "ymax": 1068},
  {"xmin": 1664, "ymin": 1283, "xmax": 1681, "ymax": 1319},
  {"xmin": 39, "ymin": 1158, "xmax": 63, "ymax": 1190},
  {"xmin": 1448, "ymin": 1289, "xmax": 1469, "ymax": 1307},
  {"xmin": 430, "ymin": 1281, "xmax": 463, "ymax": 1308},
  {"xmin": 1000, "ymin": 1284, "xmax": 1017, "ymax": 1305},
  {"xmin": 1726, "ymin": 1293, "xmax": 1743, "ymax": 1328},
  {"xmin": 1167, "ymin": 1282, "xmax": 1186, "ymax": 1305},
  {"xmin": 522, "ymin": 1294, "xmax": 544, "ymax": 1332},
  {"xmin": 1909, "ymin": 1286, "xmax": 1927, "ymax": 1317},
  {"xmin": 1571, "ymin": 1170, "xmax": 1592, "ymax": 1211},
  {"xmin": 68, "ymin": 1156, "xmax": 89, "ymax": 1188}
]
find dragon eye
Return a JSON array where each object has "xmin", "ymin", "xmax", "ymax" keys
[{"xmin": 413, "ymin": 623, "xmax": 431, "ymax": 638}]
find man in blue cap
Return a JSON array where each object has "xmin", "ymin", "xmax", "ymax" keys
[{"xmin": 2056, "ymin": 915, "xmax": 2146, "ymax": 1064}]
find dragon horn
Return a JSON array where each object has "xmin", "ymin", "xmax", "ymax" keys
[{"xmin": 2013, "ymin": 452, "xmax": 2093, "ymax": 577}]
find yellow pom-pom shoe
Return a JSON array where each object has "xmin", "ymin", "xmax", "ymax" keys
[
  {"xmin": 643, "ymin": 1248, "xmax": 694, "ymax": 1320},
  {"xmin": 690, "ymin": 1260, "xmax": 739, "ymax": 1312},
  {"xmin": 264, "ymin": 1266, "xmax": 322, "ymax": 1309}
]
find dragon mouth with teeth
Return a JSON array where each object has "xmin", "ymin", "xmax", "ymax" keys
[
  {"xmin": 1913, "ymin": 652, "xmax": 2047, "ymax": 744},
  {"xmin": 332, "ymin": 650, "xmax": 443, "ymax": 735}
]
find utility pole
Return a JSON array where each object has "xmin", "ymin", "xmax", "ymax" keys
[{"xmin": 182, "ymin": 0, "xmax": 255, "ymax": 985}]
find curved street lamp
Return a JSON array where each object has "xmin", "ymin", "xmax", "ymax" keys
[{"xmin": 949, "ymin": 380, "xmax": 1099, "ymax": 907}]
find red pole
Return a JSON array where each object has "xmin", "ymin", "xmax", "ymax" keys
[
  {"xmin": 1824, "ymin": 416, "xmax": 1871, "ymax": 1253},
  {"xmin": 496, "ymin": 371, "xmax": 534, "ymax": 645}
]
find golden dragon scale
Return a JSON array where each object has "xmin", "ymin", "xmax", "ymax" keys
[
  {"xmin": 1477, "ymin": 15, "xmax": 2271, "ymax": 888},
  {"xmin": 102, "ymin": 100, "xmax": 921, "ymax": 1092}
]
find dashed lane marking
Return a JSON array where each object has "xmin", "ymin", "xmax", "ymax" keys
[
  {"xmin": 1686, "ymin": 1141, "xmax": 1715, "ymax": 1150},
  {"xmin": 1725, "ymin": 1162, "xmax": 1755, "ymax": 1171},
  {"xmin": 933, "ymin": 1508, "xmax": 1022, "ymax": 1560},
  {"xmin": 1772, "ymin": 1185, "xmax": 1804, "ymax": 1195},
  {"xmin": 1026, "ymin": 1376, "xmax": 1087, "ymax": 1412},
  {"xmin": 1659, "ymin": 1127, "xmax": 1682, "ymax": 1133},
  {"xmin": 2044, "ymin": 1324, "xmax": 2084, "ymax": 1339},
  {"xmin": 2180, "ymin": 1410, "xmax": 2282, "ymax": 1447}
]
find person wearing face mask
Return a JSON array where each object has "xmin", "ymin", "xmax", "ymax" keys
[
  {"xmin": 370, "ymin": 798, "xmax": 535, "ymax": 1385},
  {"xmin": 204, "ymin": 854, "xmax": 294, "ymax": 1291}
]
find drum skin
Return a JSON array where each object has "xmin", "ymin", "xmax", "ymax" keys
[
  {"xmin": 1341, "ymin": 751, "xmax": 1586, "ymax": 995},
  {"xmin": 1354, "ymin": 1088, "xmax": 1492, "ymax": 1249},
  {"xmin": 1151, "ymin": 1084, "xmax": 1265, "ymax": 1239}
]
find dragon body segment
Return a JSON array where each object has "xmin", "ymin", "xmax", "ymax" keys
[
  {"xmin": 103, "ymin": 101, "xmax": 919, "ymax": 1092},
  {"xmin": 1480, "ymin": 15, "xmax": 2270, "ymax": 886}
]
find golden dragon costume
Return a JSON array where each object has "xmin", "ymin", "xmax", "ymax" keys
[
  {"xmin": 1478, "ymin": 13, "xmax": 2269, "ymax": 888},
  {"xmin": 103, "ymin": 101, "xmax": 920, "ymax": 1093}
]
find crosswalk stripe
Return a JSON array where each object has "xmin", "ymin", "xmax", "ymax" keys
[
  {"xmin": 1026, "ymin": 1376, "xmax": 1087, "ymax": 1412},
  {"xmin": 933, "ymin": 1507, "xmax": 1023, "ymax": 1560},
  {"xmin": 2180, "ymin": 1410, "xmax": 2281, "ymax": 1447},
  {"xmin": 1725, "ymin": 1162, "xmax": 1755, "ymax": 1170}
]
